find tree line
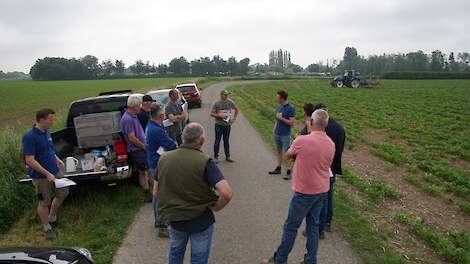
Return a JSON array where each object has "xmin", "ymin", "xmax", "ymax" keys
[
  {"xmin": 0, "ymin": 71, "xmax": 30, "ymax": 80},
  {"xmin": 29, "ymin": 55, "xmax": 251, "ymax": 81},
  {"xmin": 326, "ymin": 47, "xmax": 470, "ymax": 75}
]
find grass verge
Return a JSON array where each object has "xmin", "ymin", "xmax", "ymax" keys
[{"xmin": 0, "ymin": 183, "xmax": 142, "ymax": 264}]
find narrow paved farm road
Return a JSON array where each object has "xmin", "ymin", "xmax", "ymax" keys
[{"xmin": 113, "ymin": 82, "xmax": 360, "ymax": 264}]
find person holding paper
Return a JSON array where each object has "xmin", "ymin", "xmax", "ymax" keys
[
  {"xmin": 165, "ymin": 89, "xmax": 187, "ymax": 145},
  {"xmin": 145, "ymin": 104, "xmax": 177, "ymax": 237},
  {"xmin": 22, "ymin": 108, "xmax": 70, "ymax": 240},
  {"xmin": 210, "ymin": 89, "xmax": 239, "ymax": 163}
]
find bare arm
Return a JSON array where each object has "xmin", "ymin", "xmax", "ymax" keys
[
  {"xmin": 232, "ymin": 107, "xmax": 240, "ymax": 122},
  {"xmin": 152, "ymin": 179, "xmax": 158, "ymax": 196},
  {"xmin": 278, "ymin": 116, "xmax": 296, "ymax": 127},
  {"xmin": 210, "ymin": 109, "xmax": 223, "ymax": 118},
  {"xmin": 210, "ymin": 180, "xmax": 233, "ymax": 212},
  {"xmin": 128, "ymin": 132, "xmax": 146, "ymax": 149},
  {"xmin": 24, "ymin": 155, "xmax": 56, "ymax": 182}
]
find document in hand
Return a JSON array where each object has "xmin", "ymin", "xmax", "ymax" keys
[
  {"xmin": 163, "ymin": 119, "xmax": 174, "ymax": 127},
  {"xmin": 54, "ymin": 178, "xmax": 77, "ymax": 189},
  {"xmin": 157, "ymin": 146, "xmax": 166, "ymax": 155},
  {"xmin": 221, "ymin": 110, "xmax": 232, "ymax": 123}
]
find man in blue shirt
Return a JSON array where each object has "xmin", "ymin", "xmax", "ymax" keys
[
  {"xmin": 145, "ymin": 104, "xmax": 177, "ymax": 237},
  {"xmin": 269, "ymin": 90, "xmax": 296, "ymax": 179},
  {"xmin": 22, "ymin": 108, "xmax": 69, "ymax": 240}
]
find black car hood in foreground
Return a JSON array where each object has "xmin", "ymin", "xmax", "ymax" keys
[{"xmin": 0, "ymin": 247, "xmax": 94, "ymax": 264}]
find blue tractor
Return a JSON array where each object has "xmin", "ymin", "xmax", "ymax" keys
[{"xmin": 330, "ymin": 70, "xmax": 362, "ymax": 88}]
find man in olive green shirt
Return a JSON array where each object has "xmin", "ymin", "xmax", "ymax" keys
[{"xmin": 210, "ymin": 89, "xmax": 239, "ymax": 163}]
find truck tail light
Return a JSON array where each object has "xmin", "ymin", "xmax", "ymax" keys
[{"xmin": 113, "ymin": 138, "xmax": 128, "ymax": 164}]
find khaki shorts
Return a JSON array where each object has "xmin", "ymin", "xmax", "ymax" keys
[{"xmin": 32, "ymin": 175, "xmax": 69, "ymax": 207}]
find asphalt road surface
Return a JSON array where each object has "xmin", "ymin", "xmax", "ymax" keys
[{"xmin": 113, "ymin": 82, "xmax": 360, "ymax": 264}]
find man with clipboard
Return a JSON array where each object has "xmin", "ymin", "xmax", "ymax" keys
[{"xmin": 210, "ymin": 89, "xmax": 239, "ymax": 163}]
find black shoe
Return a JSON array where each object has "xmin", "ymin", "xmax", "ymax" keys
[
  {"xmin": 269, "ymin": 167, "xmax": 282, "ymax": 175},
  {"xmin": 226, "ymin": 157, "xmax": 235, "ymax": 163},
  {"xmin": 319, "ymin": 231, "xmax": 326, "ymax": 239}
]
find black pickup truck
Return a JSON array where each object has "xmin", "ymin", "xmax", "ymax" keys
[{"xmin": 21, "ymin": 91, "xmax": 135, "ymax": 184}]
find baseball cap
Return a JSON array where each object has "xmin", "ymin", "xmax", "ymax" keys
[
  {"xmin": 220, "ymin": 90, "xmax": 230, "ymax": 96},
  {"xmin": 142, "ymin": 95, "xmax": 156, "ymax": 102}
]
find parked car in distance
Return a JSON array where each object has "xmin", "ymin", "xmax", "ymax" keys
[
  {"xmin": 0, "ymin": 246, "xmax": 95, "ymax": 264},
  {"xmin": 21, "ymin": 90, "xmax": 134, "ymax": 185},
  {"xmin": 147, "ymin": 89, "xmax": 189, "ymax": 123},
  {"xmin": 176, "ymin": 83, "xmax": 202, "ymax": 108}
]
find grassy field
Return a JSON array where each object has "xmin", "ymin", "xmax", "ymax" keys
[
  {"xmin": 229, "ymin": 79, "xmax": 470, "ymax": 263},
  {"xmin": 0, "ymin": 77, "xmax": 201, "ymax": 131},
  {"xmin": 0, "ymin": 77, "xmax": 208, "ymax": 263}
]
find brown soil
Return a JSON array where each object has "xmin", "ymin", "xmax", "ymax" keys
[{"xmin": 344, "ymin": 141, "xmax": 470, "ymax": 233}]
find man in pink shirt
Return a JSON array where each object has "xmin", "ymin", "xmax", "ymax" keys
[{"xmin": 262, "ymin": 109, "xmax": 335, "ymax": 264}]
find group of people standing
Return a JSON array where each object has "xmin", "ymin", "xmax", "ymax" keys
[
  {"xmin": 21, "ymin": 86, "xmax": 344, "ymax": 264},
  {"xmin": 263, "ymin": 90, "xmax": 345, "ymax": 264}
]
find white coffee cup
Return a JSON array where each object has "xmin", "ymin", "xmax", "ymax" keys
[{"xmin": 65, "ymin": 157, "xmax": 79, "ymax": 173}]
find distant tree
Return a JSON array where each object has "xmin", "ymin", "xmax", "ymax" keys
[
  {"xmin": 226, "ymin": 56, "xmax": 239, "ymax": 75},
  {"xmin": 157, "ymin": 64, "xmax": 168, "ymax": 74},
  {"xmin": 30, "ymin": 57, "xmax": 90, "ymax": 80},
  {"xmin": 100, "ymin": 59, "xmax": 115, "ymax": 77},
  {"xmin": 212, "ymin": 55, "xmax": 226, "ymax": 74},
  {"xmin": 307, "ymin": 63, "xmax": 321, "ymax": 73},
  {"xmin": 80, "ymin": 55, "xmax": 100, "ymax": 77},
  {"xmin": 114, "ymin": 60, "xmax": 125, "ymax": 75},
  {"xmin": 169, "ymin": 57, "xmax": 190, "ymax": 74},
  {"xmin": 287, "ymin": 64, "xmax": 303, "ymax": 73},
  {"xmin": 430, "ymin": 50, "xmax": 445, "ymax": 71},
  {"xmin": 239, "ymin": 58, "xmax": 250, "ymax": 75}
]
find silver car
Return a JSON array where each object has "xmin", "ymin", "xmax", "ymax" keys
[{"xmin": 147, "ymin": 89, "xmax": 189, "ymax": 123}]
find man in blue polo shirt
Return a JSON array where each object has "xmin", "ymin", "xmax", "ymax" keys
[
  {"xmin": 22, "ymin": 108, "xmax": 69, "ymax": 240},
  {"xmin": 145, "ymin": 104, "xmax": 177, "ymax": 237},
  {"xmin": 269, "ymin": 90, "xmax": 296, "ymax": 180}
]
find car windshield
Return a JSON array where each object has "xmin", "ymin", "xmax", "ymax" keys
[{"xmin": 177, "ymin": 85, "xmax": 196, "ymax": 93}]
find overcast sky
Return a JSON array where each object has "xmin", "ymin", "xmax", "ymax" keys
[{"xmin": 1, "ymin": 0, "xmax": 469, "ymax": 72}]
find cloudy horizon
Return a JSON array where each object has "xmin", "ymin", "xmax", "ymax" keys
[{"xmin": 1, "ymin": 0, "xmax": 469, "ymax": 72}]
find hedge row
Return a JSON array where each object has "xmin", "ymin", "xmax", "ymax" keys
[
  {"xmin": 382, "ymin": 71, "xmax": 470, "ymax": 79},
  {"xmin": 0, "ymin": 130, "xmax": 35, "ymax": 233}
]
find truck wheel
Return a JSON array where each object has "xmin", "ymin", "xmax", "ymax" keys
[
  {"xmin": 335, "ymin": 81, "xmax": 344, "ymax": 88},
  {"xmin": 351, "ymin": 80, "xmax": 360, "ymax": 88}
]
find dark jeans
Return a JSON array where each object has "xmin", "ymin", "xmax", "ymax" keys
[
  {"xmin": 274, "ymin": 192, "xmax": 327, "ymax": 264},
  {"xmin": 319, "ymin": 176, "xmax": 335, "ymax": 232},
  {"xmin": 214, "ymin": 124, "xmax": 231, "ymax": 158}
]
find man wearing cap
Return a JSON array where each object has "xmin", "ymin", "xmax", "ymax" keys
[
  {"xmin": 138, "ymin": 95, "xmax": 155, "ymax": 131},
  {"xmin": 299, "ymin": 103, "xmax": 346, "ymax": 239},
  {"xmin": 165, "ymin": 89, "xmax": 187, "ymax": 145},
  {"xmin": 120, "ymin": 94, "xmax": 151, "ymax": 202},
  {"xmin": 210, "ymin": 89, "xmax": 239, "ymax": 163}
]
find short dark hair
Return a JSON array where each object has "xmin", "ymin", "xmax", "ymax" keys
[
  {"xmin": 277, "ymin": 90, "xmax": 288, "ymax": 100},
  {"xmin": 149, "ymin": 104, "xmax": 163, "ymax": 118},
  {"xmin": 303, "ymin": 103, "xmax": 315, "ymax": 117},
  {"xmin": 169, "ymin": 89, "xmax": 177, "ymax": 97},
  {"xmin": 36, "ymin": 108, "xmax": 55, "ymax": 122}
]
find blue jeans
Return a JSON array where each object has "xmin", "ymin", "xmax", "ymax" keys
[
  {"xmin": 274, "ymin": 192, "xmax": 327, "ymax": 264},
  {"xmin": 152, "ymin": 195, "xmax": 164, "ymax": 227},
  {"xmin": 319, "ymin": 176, "xmax": 335, "ymax": 232},
  {"xmin": 168, "ymin": 224, "xmax": 214, "ymax": 264},
  {"xmin": 214, "ymin": 124, "xmax": 231, "ymax": 158}
]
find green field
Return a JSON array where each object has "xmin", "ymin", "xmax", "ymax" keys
[
  {"xmin": 0, "ymin": 77, "xmax": 200, "ymax": 130},
  {"xmin": 229, "ymin": 79, "xmax": 470, "ymax": 263}
]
